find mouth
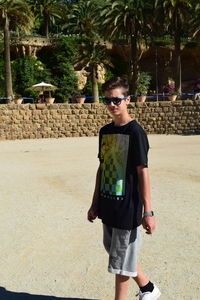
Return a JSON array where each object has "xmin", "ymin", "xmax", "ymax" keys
[{"xmin": 109, "ymin": 107, "xmax": 118, "ymax": 113}]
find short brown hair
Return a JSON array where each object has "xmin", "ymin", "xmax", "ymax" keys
[{"xmin": 102, "ymin": 76, "xmax": 129, "ymax": 96}]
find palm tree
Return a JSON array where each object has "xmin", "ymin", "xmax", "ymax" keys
[
  {"xmin": 99, "ymin": 0, "xmax": 154, "ymax": 96},
  {"xmin": 0, "ymin": 0, "xmax": 34, "ymax": 101},
  {"xmin": 66, "ymin": 0, "xmax": 110, "ymax": 102},
  {"xmin": 77, "ymin": 39, "xmax": 112, "ymax": 102},
  {"xmin": 156, "ymin": 0, "xmax": 193, "ymax": 94},
  {"xmin": 63, "ymin": 0, "xmax": 98, "ymax": 37},
  {"xmin": 28, "ymin": 0, "xmax": 68, "ymax": 37},
  {"xmin": 191, "ymin": 0, "xmax": 200, "ymax": 40}
]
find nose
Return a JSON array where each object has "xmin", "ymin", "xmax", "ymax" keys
[{"xmin": 109, "ymin": 101, "xmax": 115, "ymax": 107}]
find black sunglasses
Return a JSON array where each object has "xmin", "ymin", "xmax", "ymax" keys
[{"xmin": 102, "ymin": 96, "xmax": 128, "ymax": 106}]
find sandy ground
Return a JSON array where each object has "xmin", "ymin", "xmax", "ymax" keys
[{"xmin": 0, "ymin": 135, "xmax": 199, "ymax": 300}]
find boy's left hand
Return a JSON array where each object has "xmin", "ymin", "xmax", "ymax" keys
[{"xmin": 142, "ymin": 216, "xmax": 156, "ymax": 234}]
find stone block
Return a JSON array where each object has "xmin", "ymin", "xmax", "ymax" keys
[
  {"xmin": 28, "ymin": 104, "xmax": 36, "ymax": 110},
  {"xmin": 7, "ymin": 104, "xmax": 20, "ymax": 110},
  {"xmin": 60, "ymin": 103, "xmax": 70, "ymax": 109},
  {"xmin": 90, "ymin": 103, "xmax": 101, "ymax": 109},
  {"xmin": 182, "ymin": 100, "xmax": 193, "ymax": 106},
  {"xmin": 96, "ymin": 109, "xmax": 104, "ymax": 115},
  {"xmin": 0, "ymin": 105, "xmax": 8, "ymax": 110},
  {"xmin": 172, "ymin": 101, "xmax": 182, "ymax": 106},
  {"xmin": 128, "ymin": 103, "xmax": 136, "ymax": 108},
  {"xmin": 159, "ymin": 101, "xmax": 171, "ymax": 107},
  {"xmin": 163, "ymin": 107, "xmax": 169, "ymax": 112},
  {"xmin": 23, "ymin": 115, "xmax": 30, "ymax": 120},
  {"xmin": 4, "ymin": 110, "xmax": 13, "ymax": 115},
  {"xmin": 71, "ymin": 109, "xmax": 79, "ymax": 115},
  {"xmin": 47, "ymin": 104, "xmax": 59, "ymax": 110},
  {"xmin": 36, "ymin": 104, "xmax": 46, "ymax": 110}
]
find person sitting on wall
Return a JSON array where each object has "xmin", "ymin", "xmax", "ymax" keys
[
  {"xmin": 37, "ymin": 94, "xmax": 44, "ymax": 103},
  {"xmin": 194, "ymin": 79, "xmax": 200, "ymax": 100}
]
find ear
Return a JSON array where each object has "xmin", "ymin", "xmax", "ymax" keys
[{"xmin": 125, "ymin": 96, "xmax": 131, "ymax": 104}]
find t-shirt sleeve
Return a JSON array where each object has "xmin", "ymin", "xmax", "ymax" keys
[{"xmin": 132, "ymin": 127, "xmax": 149, "ymax": 167}]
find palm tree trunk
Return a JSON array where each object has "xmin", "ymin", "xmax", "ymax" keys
[
  {"xmin": 92, "ymin": 65, "xmax": 99, "ymax": 103},
  {"xmin": 3, "ymin": 12, "xmax": 13, "ymax": 102},
  {"xmin": 174, "ymin": 10, "xmax": 181, "ymax": 94},
  {"xmin": 130, "ymin": 22, "xmax": 139, "ymax": 98},
  {"xmin": 44, "ymin": 13, "xmax": 49, "ymax": 37}
]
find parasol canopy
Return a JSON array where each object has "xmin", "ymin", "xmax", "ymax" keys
[{"xmin": 29, "ymin": 82, "xmax": 57, "ymax": 97}]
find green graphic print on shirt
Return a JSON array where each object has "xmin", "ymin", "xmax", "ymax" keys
[{"xmin": 100, "ymin": 134, "xmax": 129, "ymax": 196}]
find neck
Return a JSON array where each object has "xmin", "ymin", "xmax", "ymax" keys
[{"xmin": 113, "ymin": 113, "xmax": 133, "ymax": 126}]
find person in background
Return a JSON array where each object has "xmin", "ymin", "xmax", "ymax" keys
[{"xmin": 194, "ymin": 79, "xmax": 200, "ymax": 100}]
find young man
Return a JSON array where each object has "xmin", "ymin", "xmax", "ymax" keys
[{"xmin": 87, "ymin": 77, "xmax": 161, "ymax": 300}]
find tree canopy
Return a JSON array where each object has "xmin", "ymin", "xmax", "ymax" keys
[{"xmin": 0, "ymin": 0, "xmax": 199, "ymax": 101}]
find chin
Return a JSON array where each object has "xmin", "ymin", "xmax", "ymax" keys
[{"xmin": 108, "ymin": 108, "xmax": 120, "ymax": 115}]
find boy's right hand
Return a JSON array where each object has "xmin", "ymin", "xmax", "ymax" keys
[{"xmin": 87, "ymin": 205, "xmax": 98, "ymax": 222}]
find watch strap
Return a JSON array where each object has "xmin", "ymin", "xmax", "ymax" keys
[{"xmin": 143, "ymin": 211, "xmax": 154, "ymax": 217}]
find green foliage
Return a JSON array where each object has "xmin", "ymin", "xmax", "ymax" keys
[
  {"xmin": 184, "ymin": 40, "xmax": 198, "ymax": 48},
  {"xmin": 0, "ymin": 0, "xmax": 34, "ymax": 33},
  {"xmin": 12, "ymin": 56, "xmax": 51, "ymax": 97},
  {"xmin": 65, "ymin": 0, "xmax": 99, "ymax": 38},
  {"xmin": 98, "ymin": 0, "xmax": 155, "ymax": 95},
  {"xmin": 38, "ymin": 36, "xmax": 79, "ymax": 101},
  {"xmin": 0, "ymin": 0, "xmax": 199, "ymax": 102},
  {"xmin": 53, "ymin": 36, "xmax": 80, "ymax": 65},
  {"xmin": 38, "ymin": 36, "xmax": 80, "ymax": 66},
  {"xmin": 53, "ymin": 61, "xmax": 78, "ymax": 102},
  {"xmin": 84, "ymin": 80, "xmax": 92, "ymax": 98},
  {"xmin": 99, "ymin": 0, "xmax": 154, "ymax": 40},
  {"xmin": 76, "ymin": 38, "xmax": 110, "ymax": 68},
  {"xmin": 27, "ymin": 0, "xmax": 68, "ymax": 37},
  {"xmin": 151, "ymin": 39, "xmax": 173, "ymax": 47},
  {"xmin": 104, "ymin": 69, "xmax": 115, "ymax": 82},
  {"xmin": 136, "ymin": 72, "xmax": 152, "ymax": 96}
]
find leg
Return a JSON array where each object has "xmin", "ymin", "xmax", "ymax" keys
[
  {"xmin": 133, "ymin": 264, "xmax": 149, "ymax": 287},
  {"xmin": 115, "ymin": 274, "xmax": 130, "ymax": 300},
  {"xmin": 133, "ymin": 264, "xmax": 161, "ymax": 299}
]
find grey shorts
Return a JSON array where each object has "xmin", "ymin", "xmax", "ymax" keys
[{"xmin": 103, "ymin": 224, "xmax": 141, "ymax": 277}]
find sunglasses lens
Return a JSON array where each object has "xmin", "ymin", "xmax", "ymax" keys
[
  {"xmin": 113, "ymin": 98, "xmax": 121, "ymax": 105},
  {"xmin": 103, "ymin": 97, "xmax": 122, "ymax": 105},
  {"xmin": 103, "ymin": 97, "xmax": 111, "ymax": 105}
]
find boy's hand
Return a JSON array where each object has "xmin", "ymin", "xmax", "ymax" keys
[
  {"xmin": 87, "ymin": 205, "xmax": 98, "ymax": 222},
  {"xmin": 142, "ymin": 216, "xmax": 156, "ymax": 234}
]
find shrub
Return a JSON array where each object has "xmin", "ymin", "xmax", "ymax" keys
[{"xmin": 136, "ymin": 72, "xmax": 152, "ymax": 96}]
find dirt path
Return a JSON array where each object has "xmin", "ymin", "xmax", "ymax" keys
[{"xmin": 0, "ymin": 135, "xmax": 199, "ymax": 300}]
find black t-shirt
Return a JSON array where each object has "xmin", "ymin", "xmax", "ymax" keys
[{"xmin": 98, "ymin": 120, "xmax": 149, "ymax": 230}]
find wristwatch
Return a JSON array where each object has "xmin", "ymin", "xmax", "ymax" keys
[{"xmin": 143, "ymin": 211, "xmax": 154, "ymax": 217}]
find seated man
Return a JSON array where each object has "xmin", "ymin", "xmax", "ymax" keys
[{"xmin": 194, "ymin": 79, "xmax": 200, "ymax": 99}]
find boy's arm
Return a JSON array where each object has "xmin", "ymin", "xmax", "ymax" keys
[
  {"xmin": 137, "ymin": 165, "xmax": 156, "ymax": 234},
  {"xmin": 87, "ymin": 165, "xmax": 101, "ymax": 222}
]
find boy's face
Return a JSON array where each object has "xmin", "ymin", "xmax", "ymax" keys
[{"xmin": 104, "ymin": 88, "xmax": 130, "ymax": 117}]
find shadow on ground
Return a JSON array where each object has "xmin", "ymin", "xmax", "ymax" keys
[{"xmin": 0, "ymin": 287, "xmax": 99, "ymax": 300}]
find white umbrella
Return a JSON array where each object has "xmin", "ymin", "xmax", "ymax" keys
[{"xmin": 29, "ymin": 82, "xmax": 57, "ymax": 97}]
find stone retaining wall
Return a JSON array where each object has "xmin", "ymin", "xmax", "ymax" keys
[{"xmin": 0, "ymin": 100, "xmax": 199, "ymax": 140}]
